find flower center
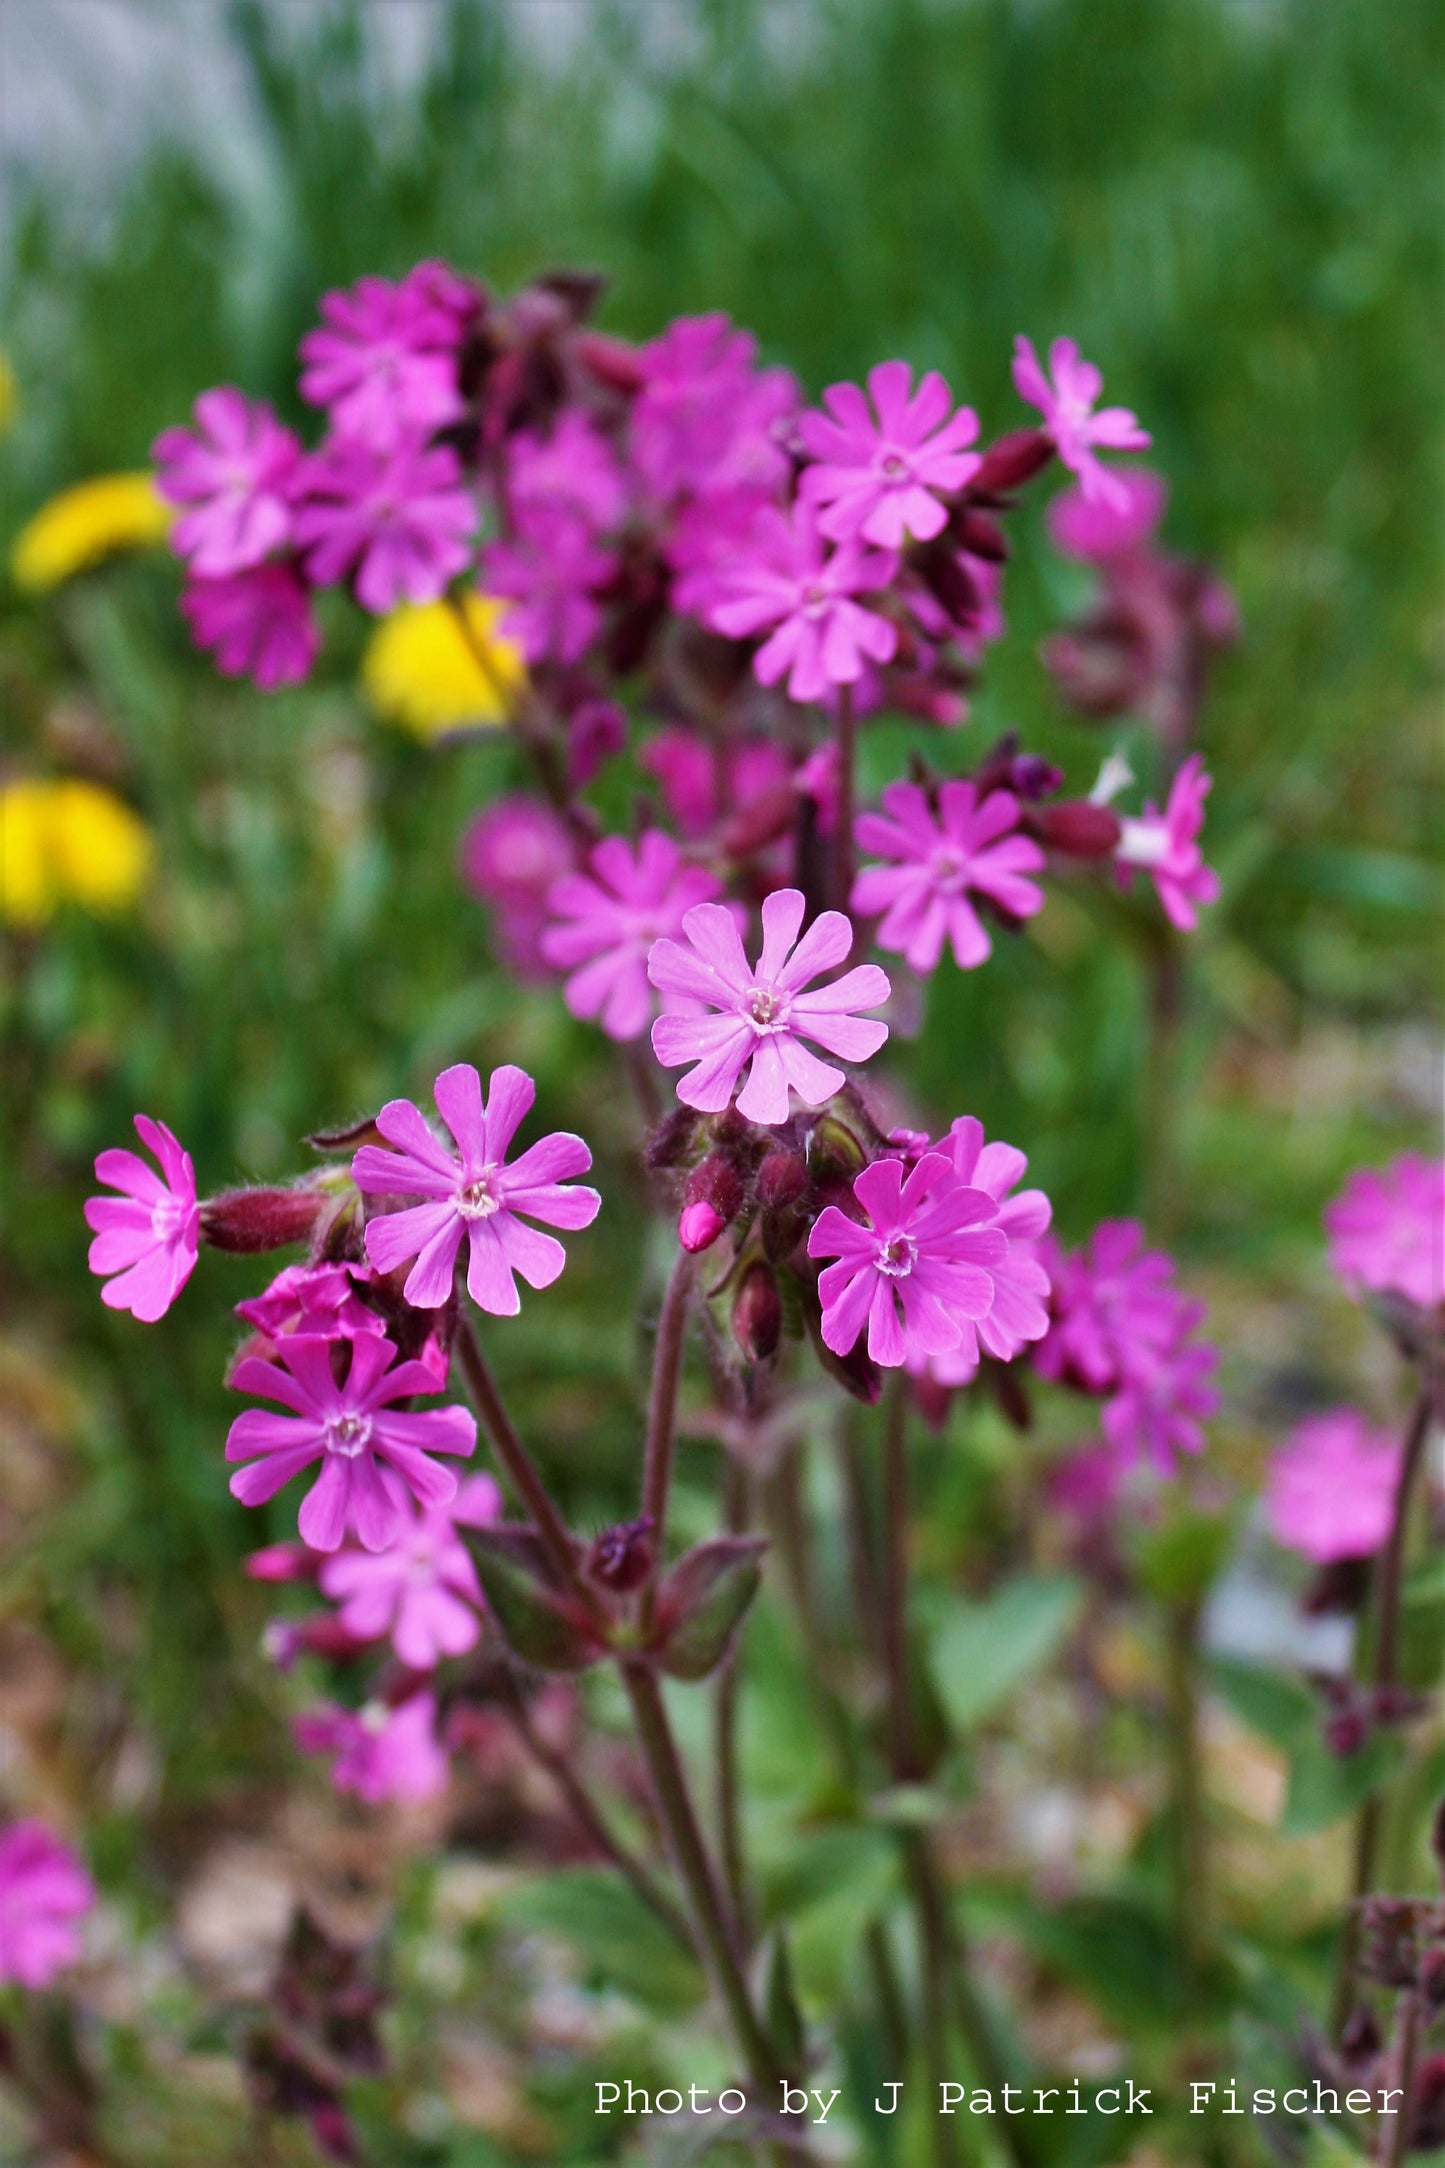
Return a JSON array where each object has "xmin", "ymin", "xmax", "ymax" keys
[
  {"xmin": 802, "ymin": 582, "xmax": 830, "ymax": 621},
  {"xmin": 930, "ymin": 845, "xmax": 970, "ymax": 894},
  {"xmin": 875, "ymin": 1232, "xmax": 918, "ymax": 1279},
  {"xmin": 151, "ymin": 1196, "xmax": 187, "ymax": 1245},
  {"xmin": 748, "ymin": 985, "xmax": 788, "ymax": 1031},
  {"xmin": 326, "ymin": 1412, "xmax": 373, "ymax": 1459},
  {"xmin": 879, "ymin": 451, "xmax": 909, "ymax": 481},
  {"xmin": 457, "ymin": 1170, "xmax": 502, "ymax": 1220}
]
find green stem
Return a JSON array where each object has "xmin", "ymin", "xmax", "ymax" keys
[
  {"xmin": 830, "ymin": 684, "xmax": 856, "ymax": 917},
  {"xmin": 1378, "ymin": 1990, "xmax": 1423, "ymax": 2168},
  {"xmin": 453, "ymin": 1313, "xmax": 592, "ymax": 1614},
  {"xmin": 1165, "ymin": 1598, "xmax": 1207, "ymax": 1992},
  {"xmin": 716, "ymin": 1455, "xmax": 753, "ymax": 1948},
  {"xmin": 638, "ymin": 1249, "xmax": 694, "ymax": 1633}
]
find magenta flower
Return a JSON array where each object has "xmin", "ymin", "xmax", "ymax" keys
[
  {"xmin": 1266, "ymin": 1410, "xmax": 1402, "ymax": 1565},
  {"xmin": 1324, "ymin": 1156, "xmax": 1445, "ymax": 1312},
  {"xmin": 648, "ymin": 888, "xmax": 890, "ymax": 1125},
  {"xmin": 852, "ymin": 781, "xmax": 1046, "ymax": 973},
  {"xmin": 1047, "ymin": 469, "xmax": 1167, "ymax": 563},
  {"xmin": 481, "ymin": 504, "xmax": 614, "ymax": 665},
  {"xmin": 0, "ymin": 1821, "xmax": 94, "ymax": 1990},
  {"xmin": 1012, "ymin": 337, "xmax": 1150, "ymax": 511},
  {"xmin": 351, "ymin": 1063, "xmax": 600, "ymax": 1315},
  {"xmin": 225, "ymin": 1333, "xmax": 476, "ymax": 1553},
  {"xmin": 318, "ymin": 1472, "xmax": 500, "ymax": 1669},
  {"xmin": 808, "ymin": 1153, "xmax": 1007, "ymax": 1368},
  {"xmin": 299, "ymin": 266, "xmax": 472, "ymax": 447},
  {"xmin": 154, "ymin": 388, "xmax": 302, "ymax": 576},
  {"xmin": 631, "ymin": 314, "xmax": 785, "ymax": 502},
  {"xmin": 180, "ymin": 563, "xmax": 320, "ymax": 688},
  {"xmin": 85, "ymin": 1113, "xmax": 200, "ymax": 1323},
  {"xmin": 706, "ymin": 502, "xmax": 897, "ymax": 704},
  {"xmin": 458, "ymin": 794, "xmax": 573, "ymax": 981},
  {"xmin": 293, "ymin": 437, "xmax": 476, "ymax": 613},
  {"xmin": 294, "ymin": 1691, "xmax": 449, "ymax": 1804},
  {"xmin": 1115, "ymin": 754, "xmax": 1221, "ymax": 931},
  {"xmin": 235, "ymin": 1263, "xmax": 386, "ymax": 1345},
  {"xmin": 639, "ymin": 729, "xmax": 791, "ymax": 840},
  {"xmin": 510, "ymin": 411, "xmax": 628, "ymax": 531},
  {"xmin": 541, "ymin": 831, "xmax": 725, "ymax": 1042},
  {"xmin": 1035, "ymin": 1219, "xmax": 1219, "ymax": 1471},
  {"xmin": 798, "ymin": 361, "xmax": 981, "ymax": 548},
  {"xmin": 941, "ymin": 1117, "xmax": 1052, "ymax": 1365}
]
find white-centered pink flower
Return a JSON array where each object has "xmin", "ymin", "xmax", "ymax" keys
[
  {"xmin": 84, "ymin": 1114, "xmax": 200, "ymax": 1323},
  {"xmin": 540, "ymin": 831, "xmax": 725, "ymax": 1042},
  {"xmin": 1265, "ymin": 1409, "xmax": 1402, "ymax": 1565},
  {"xmin": 704, "ymin": 501, "xmax": 898, "ymax": 705},
  {"xmin": 808, "ymin": 1152, "xmax": 1008, "ymax": 1368},
  {"xmin": 798, "ymin": 360, "xmax": 981, "ymax": 547},
  {"xmin": 0, "ymin": 1821, "xmax": 95, "ymax": 1990},
  {"xmin": 352, "ymin": 1063, "xmax": 600, "ymax": 1315},
  {"xmin": 851, "ymin": 780, "xmax": 1046, "ymax": 972},
  {"xmin": 294, "ymin": 1691, "xmax": 449, "ymax": 1804},
  {"xmin": 318, "ymin": 1472, "xmax": 500, "ymax": 1668},
  {"xmin": 1324, "ymin": 1156, "xmax": 1445, "ymax": 1313},
  {"xmin": 1114, "ymin": 753, "xmax": 1221, "ymax": 932},
  {"xmin": 1013, "ymin": 336, "xmax": 1150, "ymax": 511},
  {"xmin": 647, "ymin": 888, "xmax": 890, "ymax": 1126},
  {"xmin": 225, "ymin": 1333, "xmax": 477, "ymax": 1553}
]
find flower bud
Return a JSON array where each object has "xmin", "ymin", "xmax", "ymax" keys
[
  {"xmin": 732, "ymin": 1263, "xmax": 783, "ymax": 1363},
  {"xmin": 200, "ymin": 1186, "xmax": 329, "ymax": 1254},
  {"xmin": 756, "ymin": 1149, "xmax": 808, "ymax": 1211},
  {"xmin": 680, "ymin": 1200, "xmax": 726, "ymax": 1253},
  {"xmin": 245, "ymin": 1542, "xmax": 321, "ymax": 1584},
  {"xmin": 952, "ymin": 509, "xmax": 1009, "ymax": 563},
  {"xmin": 586, "ymin": 1516, "xmax": 655, "ymax": 1593},
  {"xmin": 970, "ymin": 428, "xmax": 1055, "ymax": 496},
  {"xmin": 1033, "ymin": 800, "xmax": 1124, "ymax": 859},
  {"xmin": 646, "ymin": 1107, "xmax": 698, "ymax": 1170},
  {"xmin": 807, "ymin": 1114, "xmax": 867, "ymax": 1183}
]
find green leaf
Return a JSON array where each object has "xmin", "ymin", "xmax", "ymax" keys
[
  {"xmin": 764, "ymin": 1928, "xmax": 806, "ymax": 2071},
  {"xmin": 652, "ymin": 1535, "xmax": 767, "ymax": 1681},
  {"xmin": 1281, "ymin": 1731, "xmax": 1404, "ymax": 1837},
  {"xmin": 929, "ymin": 1575, "xmax": 1083, "ymax": 1730},
  {"xmin": 461, "ymin": 1525, "xmax": 605, "ymax": 1673},
  {"xmin": 499, "ymin": 1868, "xmax": 700, "ymax": 2015},
  {"xmin": 1207, "ymin": 1657, "xmax": 1317, "ymax": 1750}
]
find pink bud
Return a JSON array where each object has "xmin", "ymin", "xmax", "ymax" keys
[
  {"xmin": 970, "ymin": 428, "xmax": 1055, "ymax": 495},
  {"xmin": 1034, "ymin": 801, "xmax": 1123, "ymax": 859},
  {"xmin": 200, "ymin": 1187, "xmax": 327, "ymax": 1254},
  {"xmin": 679, "ymin": 1199, "xmax": 726, "ymax": 1253},
  {"xmin": 245, "ymin": 1542, "xmax": 321, "ymax": 1583},
  {"xmin": 732, "ymin": 1263, "xmax": 782, "ymax": 1363}
]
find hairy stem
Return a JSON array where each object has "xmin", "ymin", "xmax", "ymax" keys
[
  {"xmin": 638, "ymin": 1249, "xmax": 695, "ymax": 1632},
  {"xmin": 1165, "ymin": 1598, "xmax": 1207, "ymax": 1991},
  {"xmin": 715, "ymin": 1455, "xmax": 753, "ymax": 1947},
  {"xmin": 880, "ymin": 1379, "xmax": 916, "ymax": 1779},
  {"xmin": 1335, "ymin": 1376, "xmax": 1440, "ymax": 2032},
  {"xmin": 1378, "ymin": 1990, "xmax": 1423, "ymax": 2168},
  {"xmin": 496, "ymin": 1670, "xmax": 692, "ymax": 1951},
  {"xmin": 453, "ymin": 1313, "xmax": 591, "ymax": 1611}
]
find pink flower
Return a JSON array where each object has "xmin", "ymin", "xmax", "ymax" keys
[
  {"xmin": 631, "ymin": 314, "xmax": 792, "ymax": 502},
  {"xmin": 181, "ymin": 563, "xmax": 320, "ymax": 688},
  {"xmin": 85, "ymin": 1113, "xmax": 200, "ymax": 1323},
  {"xmin": 351, "ymin": 1063, "xmax": 600, "ymax": 1315},
  {"xmin": 808, "ymin": 1153, "xmax": 1008, "ymax": 1368},
  {"xmin": 154, "ymin": 388, "xmax": 302, "ymax": 576},
  {"xmin": 235, "ymin": 1263, "xmax": 386, "ymax": 1344},
  {"xmin": 851, "ymin": 781, "xmax": 1046, "ymax": 972},
  {"xmin": 1265, "ymin": 1410, "xmax": 1402, "ymax": 1565},
  {"xmin": 458, "ymin": 794, "xmax": 573, "ymax": 980},
  {"xmin": 299, "ymin": 266, "xmax": 472, "ymax": 447},
  {"xmin": 510, "ymin": 411, "xmax": 627, "ymax": 531},
  {"xmin": 318, "ymin": 1472, "xmax": 500, "ymax": 1668},
  {"xmin": 938, "ymin": 1117, "xmax": 1052, "ymax": 1371},
  {"xmin": 225, "ymin": 1333, "xmax": 477, "ymax": 1553},
  {"xmin": 1012, "ymin": 337, "xmax": 1150, "ymax": 511},
  {"xmin": 481, "ymin": 504, "xmax": 614, "ymax": 665},
  {"xmin": 705, "ymin": 502, "xmax": 897, "ymax": 704},
  {"xmin": 0, "ymin": 1822, "xmax": 94, "ymax": 1989},
  {"xmin": 541, "ymin": 831, "xmax": 724, "ymax": 1041},
  {"xmin": 1115, "ymin": 754, "xmax": 1220, "ymax": 931},
  {"xmin": 639, "ymin": 729, "xmax": 791, "ymax": 840},
  {"xmin": 1325, "ymin": 1157, "xmax": 1445, "ymax": 1312},
  {"xmin": 293, "ymin": 437, "xmax": 476, "ymax": 613},
  {"xmin": 1035, "ymin": 1219, "xmax": 1219, "ymax": 1471},
  {"xmin": 648, "ymin": 888, "xmax": 890, "ymax": 1125},
  {"xmin": 1047, "ymin": 469, "xmax": 1167, "ymax": 562},
  {"xmin": 798, "ymin": 361, "xmax": 981, "ymax": 548},
  {"xmin": 294, "ymin": 1691, "xmax": 449, "ymax": 1804}
]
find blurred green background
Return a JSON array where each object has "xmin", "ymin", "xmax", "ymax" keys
[{"xmin": 0, "ymin": 0, "xmax": 1440, "ymax": 2158}]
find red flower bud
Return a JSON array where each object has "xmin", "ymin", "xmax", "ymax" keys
[
  {"xmin": 586, "ymin": 1517, "xmax": 655, "ymax": 1593},
  {"xmin": 682, "ymin": 1151, "xmax": 746, "ymax": 1250},
  {"xmin": 970, "ymin": 428, "xmax": 1055, "ymax": 496},
  {"xmin": 756, "ymin": 1149, "xmax": 808, "ymax": 1211},
  {"xmin": 732, "ymin": 1262, "xmax": 783, "ymax": 1363},
  {"xmin": 245, "ymin": 1542, "xmax": 321, "ymax": 1584},
  {"xmin": 1033, "ymin": 800, "xmax": 1123, "ymax": 859},
  {"xmin": 200, "ymin": 1187, "xmax": 329, "ymax": 1254}
]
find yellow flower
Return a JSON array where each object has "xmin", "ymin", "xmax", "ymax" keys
[
  {"xmin": 362, "ymin": 593, "xmax": 526, "ymax": 740},
  {"xmin": 0, "ymin": 352, "xmax": 17, "ymax": 443},
  {"xmin": 0, "ymin": 777, "xmax": 153, "ymax": 927},
  {"xmin": 10, "ymin": 473, "xmax": 172, "ymax": 593}
]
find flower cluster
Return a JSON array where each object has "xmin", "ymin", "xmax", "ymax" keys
[
  {"xmin": 0, "ymin": 1820, "xmax": 94, "ymax": 1990},
  {"xmin": 1266, "ymin": 1409, "xmax": 1401, "ymax": 1566},
  {"xmin": 1033, "ymin": 1219, "xmax": 1220, "ymax": 1471},
  {"xmin": 1325, "ymin": 1155, "xmax": 1444, "ymax": 1317}
]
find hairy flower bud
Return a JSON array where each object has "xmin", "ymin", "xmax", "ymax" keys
[
  {"xmin": 733, "ymin": 1262, "xmax": 783, "ymax": 1363},
  {"xmin": 1034, "ymin": 800, "xmax": 1124, "ymax": 859},
  {"xmin": 245, "ymin": 1542, "xmax": 321, "ymax": 1584},
  {"xmin": 586, "ymin": 1516, "xmax": 655, "ymax": 1593},
  {"xmin": 200, "ymin": 1186, "xmax": 329, "ymax": 1254},
  {"xmin": 970, "ymin": 428, "xmax": 1055, "ymax": 496},
  {"xmin": 680, "ymin": 1152, "xmax": 746, "ymax": 1252},
  {"xmin": 646, "ymin": 1107, "xmax": 698, "ymax": 1170},
  {"xmin": 756, "ymin": 1149, "xmax": 808, "ymax": 1211},
  {"xmin": 807, "ymin": 1115, "xmax": 867, "ymax": 1184},
  {"xmin": 679, "ymin": 1200, "xmax": 727, "ymax": 1253}
]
